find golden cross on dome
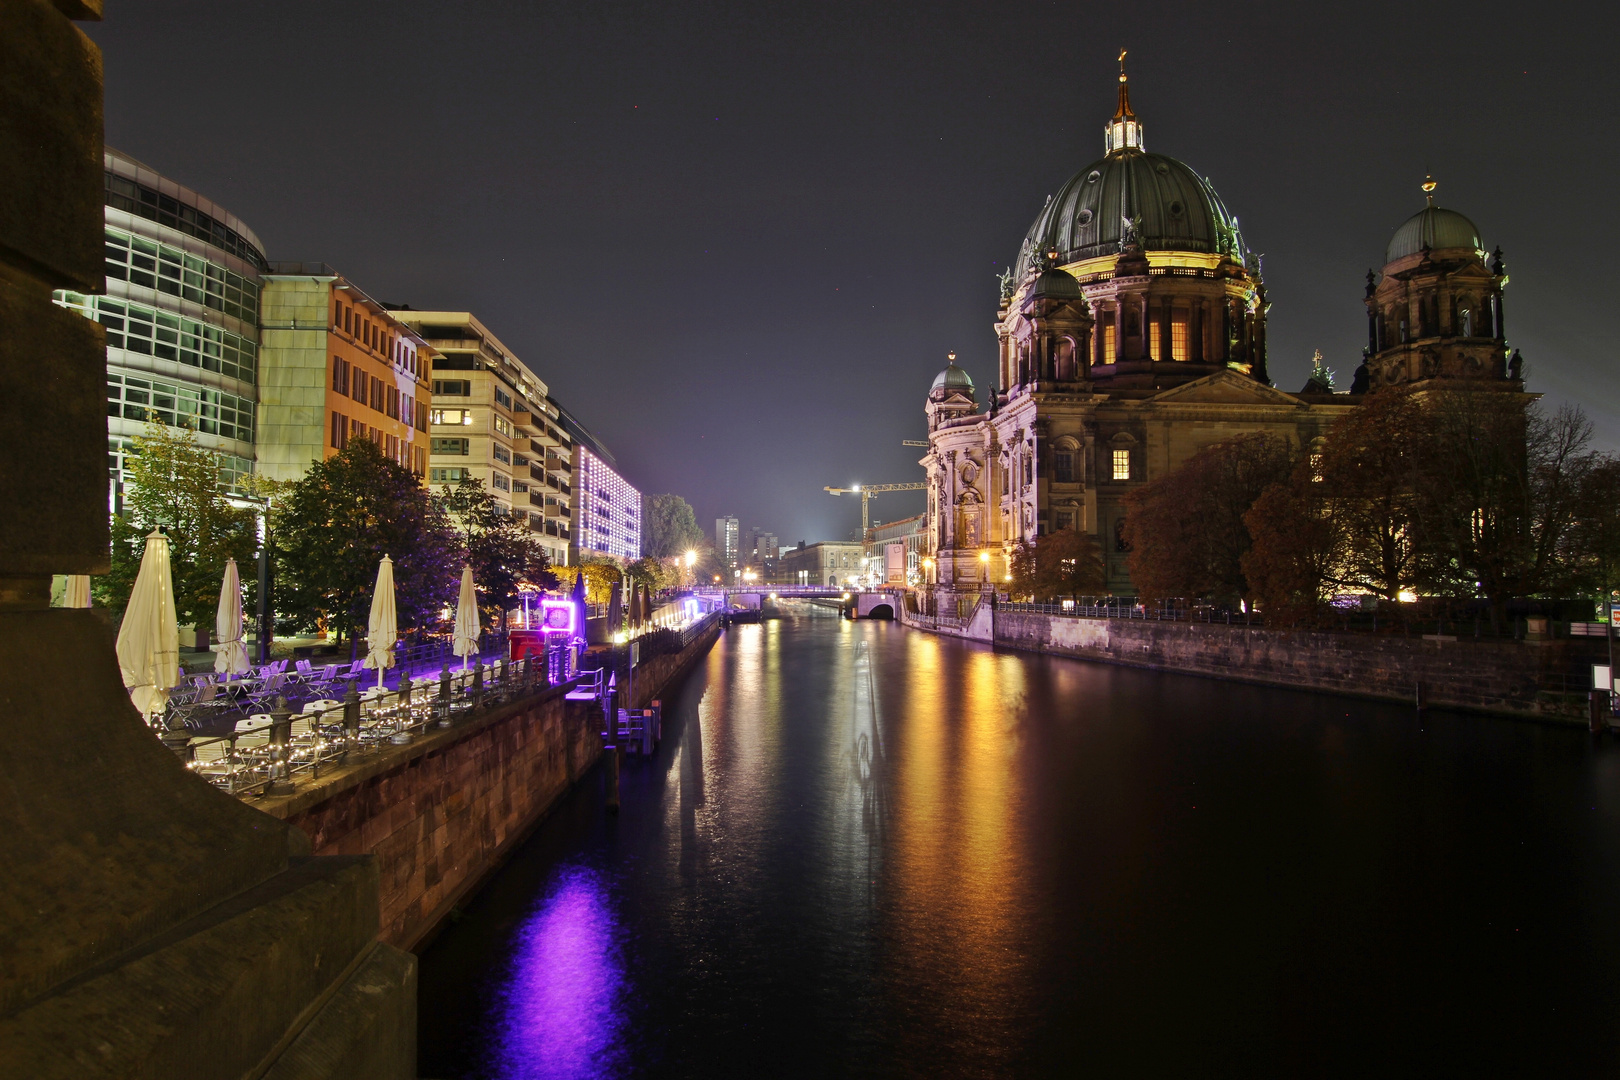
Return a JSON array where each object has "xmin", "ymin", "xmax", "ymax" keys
[
  {"xmin": 1422, "ymin": 174, "xmax": 1437, "ymax": 205},
  {"xmin": 1119, "ymin": 49, "xmax": 1127, "ymax": 79}
]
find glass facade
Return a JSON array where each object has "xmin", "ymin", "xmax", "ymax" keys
[
  {"xmin": 575, "ymin": 446, "xmax": 641, "ymax": 561},
  {"xmin": 55, "ymin": 148, "xmax": 265, "ymax": 503}
]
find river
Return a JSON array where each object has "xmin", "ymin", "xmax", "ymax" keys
[{"xmin": 418, "ymin": 611, "xmax": 1620, "ymax": 1077}]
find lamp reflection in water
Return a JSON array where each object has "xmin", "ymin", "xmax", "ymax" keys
[{"xmin": 493, "ymin": 865, "xmax": 627, "ymax": 1080}]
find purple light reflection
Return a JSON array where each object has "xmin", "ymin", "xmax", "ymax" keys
[{"xmin": 493, "ymin": 866, "xmax": 628, "ymax": 1080}]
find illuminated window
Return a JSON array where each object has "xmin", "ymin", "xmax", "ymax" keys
[
  {"xmin": 1112, "ymin": 449, "xmax": 1130, "ymax": 481},
  {"xmin": 432, "ymin": 408, "xmax": 472, "ymax": 426},
  {"xmin": 1103, "ymin": 323, "xmax": 1117, "ymax": 363},
  {"xmin": 493, "ymin": 415, "xmax": 514, "ymax": 438},
  {"xmin": 1149, "ymin": 322, "xmax": 1161, "ymax": 360},
  {"xmin": 1171, "ymin": 311, "xmax": 1189, "ymax": 360}
]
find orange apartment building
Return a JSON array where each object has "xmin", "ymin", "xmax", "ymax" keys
[{"xmin": 255, "ymin": 263, "xmax": 432, "ymax": 481}]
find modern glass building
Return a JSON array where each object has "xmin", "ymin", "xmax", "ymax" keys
[
  {"xmin": 53, "ymin": 149, "xmax": 266, "ymax": 505},
  {"xmin": 552, "ymin": 398, "xmax": 640, "ymax": 563}
]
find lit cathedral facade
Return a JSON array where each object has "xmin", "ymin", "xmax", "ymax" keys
[{"xmin": 921, "ymin": 63, "xmax": 1521, "ymax": 595}]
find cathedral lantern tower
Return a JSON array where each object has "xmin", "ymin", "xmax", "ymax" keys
[
  {"xmin": 1363, "ymin": 177, "xmax": 1514, "ymax": 388},
  {"xmin": 997, "ymin": 54, "xmax": 1269, "ymax": 397}
]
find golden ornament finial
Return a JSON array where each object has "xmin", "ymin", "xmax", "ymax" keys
[
  {"xmin": 1119, "ymin": 48, "xmax": 1128, "ymax": 81},
  {"xmin": 1422, "ymin": 174, "xmax": 1437, "ymax": 205},
  {"xmin": 947, "ymin": 351, "xmax": 957, "ymax": 363}
]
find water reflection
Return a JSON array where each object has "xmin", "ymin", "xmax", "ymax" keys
[{"xmin": 493, "ymin": 866, "xmax": 626, "ymax": 1080}]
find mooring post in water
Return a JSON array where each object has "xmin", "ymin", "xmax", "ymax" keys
[
  {"xmin": 605, "ymin": 742, "xmax": 621, "ymax": 814},
  {"xmin": 1590, "ymin": 690, "xmax": 1609, "ymax": 735},
  {"xmin": 1415, "ymin": 682, "xmax": 1424, "ymax": 711}
]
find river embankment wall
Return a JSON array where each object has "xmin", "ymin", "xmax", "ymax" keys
[
  {"xmin": 903, "ymin": 600, "xmax": 1601, "ymax": 722},
  {"xmin": 257, "ymin": 620, "xmax": 722, "ymax": 950}
]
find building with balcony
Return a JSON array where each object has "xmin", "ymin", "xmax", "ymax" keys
[
  {"xmin": 253, "ymin": 266, "xmax": 431, "ymax": 482},
  {"xmin": 552, "ymin": 399, "xmax": 640, "ymax": 563},
  {"xmin": 390, "ymin": 311, "xmax": 571, "ymax": 569},
  {"xmin": 53, "ymin": 148, "xmax": 265, "ymax": 506}
]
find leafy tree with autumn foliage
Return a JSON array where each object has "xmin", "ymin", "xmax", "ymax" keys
[
  {"xmin": 1121, "ymin": 433, "xmax": 1294, "ymax": 607},
  {"xmin": 1008, "ymin": 527, "xmax": 1107, "ymax": 602},
  {"xmin": 273, "ymin": 438, "xmax": 459, "ymax": 644},
  {"xmin": 101, "ymin": 421, "xmax": 259, "ymax": 632},
  {"xmin": 437, "ymin": 476, "xmax": 558, "ymax": 628}
]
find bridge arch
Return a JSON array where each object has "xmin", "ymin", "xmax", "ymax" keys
[{"xmin": 866, "ymin": 603, "xmax": 894, "ymax": 621}]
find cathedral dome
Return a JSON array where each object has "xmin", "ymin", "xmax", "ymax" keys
[
  {"xmin": 1020, "ymin": 150, "xmax": 1247, "ymax": 267},
  {"xmin": 1385, "ymin": 204, "xmax": 1482, "ymax": 264},
  {"xmin": 930, "ymin": 356, "xmax": 974, "ymax": 395}
]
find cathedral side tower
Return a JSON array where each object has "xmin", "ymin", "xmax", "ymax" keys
[{"xmin": 1362, "ymin": 177, "xmax": 1515, "ymax": 388}]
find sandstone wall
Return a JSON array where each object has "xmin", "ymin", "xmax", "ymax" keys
[{"xmin": 993, "ymin": 610, "xmax": 1600, "ymax": 721}]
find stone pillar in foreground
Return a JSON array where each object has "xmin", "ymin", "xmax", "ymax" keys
[{"xmin": 0, "ymin": 3, "xmax": 414, "ymax": 1076}]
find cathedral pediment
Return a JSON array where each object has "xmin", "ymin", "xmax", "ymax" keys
[{"xmin": 1144, "ymin": 370, "xmax": 1305, "ymax": 406}]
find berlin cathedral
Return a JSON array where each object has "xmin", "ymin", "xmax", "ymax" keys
[{"xmin": 921, "ymin": 60, "xmax": 1523, "ymax": 595}]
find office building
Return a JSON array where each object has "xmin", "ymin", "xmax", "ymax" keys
[
  {"xmin": 392, "ymin": 311, "xmax": 572, "ymax": 569},
  {"xmin": 54, "ymin": 148, "xmax": 265, "ymax": 504},
  {"xmin": 716, "ymin": 515, "xmax": 739, "ymax": 573},
  {"xmin": 254, "ymin": 265, "xmax": 431, "ymax": 481},
  {"xmin": 775, "ymin": 540, "xmax": 864, "ymax": 587},
  {"xmin": 552, "ymin": 399, "xmax": 640, "ymax": 563}
]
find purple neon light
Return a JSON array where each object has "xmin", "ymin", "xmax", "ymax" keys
[
  {"xmin": 493, "ymin": 866, "xmax": 627, "ymax": 1079},
  {"xmin": 539, "ymin": 598, "xmax": 577, "ymax": 635}
]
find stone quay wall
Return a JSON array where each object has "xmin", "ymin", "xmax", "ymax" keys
[
  {"xmin": 905, "ymin": 600, "xmax": 1602, "ymax": 722},
  {"xmin": 259, "ymin": 621, "xmax": 723, "ymax": 951},
  {"xmin": 260, "ymin": 683, "xmax": 600, "ymax": 950}
]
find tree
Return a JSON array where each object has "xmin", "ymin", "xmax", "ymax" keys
[
  {"xmin": 626, "ymin": 554, "xmax": 678, "ymax": 594},
  {"xmin": 438, "ymin": 477, "xmax": 558, "ymax": 627},
  {"xmin": 1241, "ymin": 459, "xmax": 1343, "ymax": 623},
  {"xmin": 1008, "ymin": 528, "xmax": 1106, "ymax": 602},
  {"xmin": 642, "ymin": 493, "xmax": 705, "ymax": 559},
  {"xmin": 100, "ymin": 421, "xmax": 259, "ymax": 631},
  {"xmin": 1572, "ymin": 456, "xmax": 1620, "ymax": 610},
  {"xmin": 273, "ymin": 438, "xmax": 459, "ymax": 645},
  {"xmin": 1122, "ymin": 433, "xmax": 1294, "ymax": 607},
  {"xmin": 573, "ymin": 559, "xmax": 622, "ymax": 605}
]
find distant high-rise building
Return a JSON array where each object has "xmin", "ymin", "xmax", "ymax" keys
[
  {"xmin": 746, "ymin": 527, "xmax": 778, "ymax": 564},
  {"xmin": 716, "ymin": 515, "xmax": 739, "ymax": 571}
]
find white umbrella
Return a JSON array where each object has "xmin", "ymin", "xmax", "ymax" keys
[
  {"xmin": 364, "ymin": 554, "xmax": 398, "ymax": 689},
  {"xmin": 61, "ymin": 575, "xmax": 91, "ymax": 608},
  {"xmin": 213, "ymin": 557, "xmax": 250, "ymax": 682},
  {"xmin": 115, "ymin": 530, "xmax": 179, "ymax": 723},
  {"xmin": 452, "ymin": 565, "xmax": 480, "ymax": 671}
]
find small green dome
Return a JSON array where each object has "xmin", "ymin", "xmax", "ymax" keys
[
  {"xmin": 1385, "ymin": 205, "xmax": 1482, "ymax": 263},
  {"xmin": 1027, "ymin": 265, "xmax": 1083, "ymax": 301},
  {"xmin": 930, "ymin": 359, "xmax": 974, "ymax": 395}
]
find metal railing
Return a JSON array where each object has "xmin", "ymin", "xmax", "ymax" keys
[{"xmin": 170, "ymin": 642, "xmax": 579, "ymax": 800}]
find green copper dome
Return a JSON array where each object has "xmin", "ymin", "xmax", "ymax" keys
[
  {"xmin": 1385, "ymin": 205, "xmax": 1483, "ymax": 264},
  {"xmin": 1020, "ymin": 149, "xmax": 1248, "ymax": 268},
  {"xmin": 930, "ymin": 359, "xmax": 974, "ymax": 395},
  {"xmin": 1027, "ymin": 265, "xmax": 1083, "ymax": 301}
]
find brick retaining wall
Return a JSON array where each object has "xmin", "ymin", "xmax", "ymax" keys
[{"xmin": 257, "ymin": 621, "xmax": 723, "ymax": 950}]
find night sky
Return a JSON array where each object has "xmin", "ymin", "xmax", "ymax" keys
[{"xmin": 88, "ymin": 2, "xmax": 1620, "ymax": 548}]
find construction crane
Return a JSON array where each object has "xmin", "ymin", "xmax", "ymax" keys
[
  {"xmin": 825, "ymin": 482, "xmax": 927, "ymax": 551},
  {"xmin": 901, "ymin": 440, "xmax": 927, "ymax": 448}
]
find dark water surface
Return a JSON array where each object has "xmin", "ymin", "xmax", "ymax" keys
[{"xmin": 418, "ymin": 614, "xmax": 1620, "ymax": 1078}]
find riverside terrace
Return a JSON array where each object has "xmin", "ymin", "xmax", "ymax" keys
[{"xmin": 160, "ymin": 612, "xmax": 722, "ymax": 802}]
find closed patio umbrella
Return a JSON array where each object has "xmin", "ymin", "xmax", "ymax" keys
[
  {"xmin": 213, "ymin": 557, "xmax": 250, "ymax": 683},
  {"xmin": 607, "ymin": 580, "xmax": 623, "ymax": 636},
  {"xmin": 364, "ymin": 554, "xmax": 398, "ymax": 689},
  {"xmin": 452, "ymin": 565, "xmax": 480, "ymax": 671},
  {"xmin": 116, "ymin": 530, "xmax": 179, "ymax": 723},
  {"xmin": 571, "ymin": 572, "xmax": 586, "ymax": 635},
  {"xmin": 61, "ymin": 575, "xmax": 91, "ymax": 608}
]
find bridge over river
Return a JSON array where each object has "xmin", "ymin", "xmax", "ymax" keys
[{"xmin": 696, "ymin": 584, "xmax": 903, "ymax": 619}]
